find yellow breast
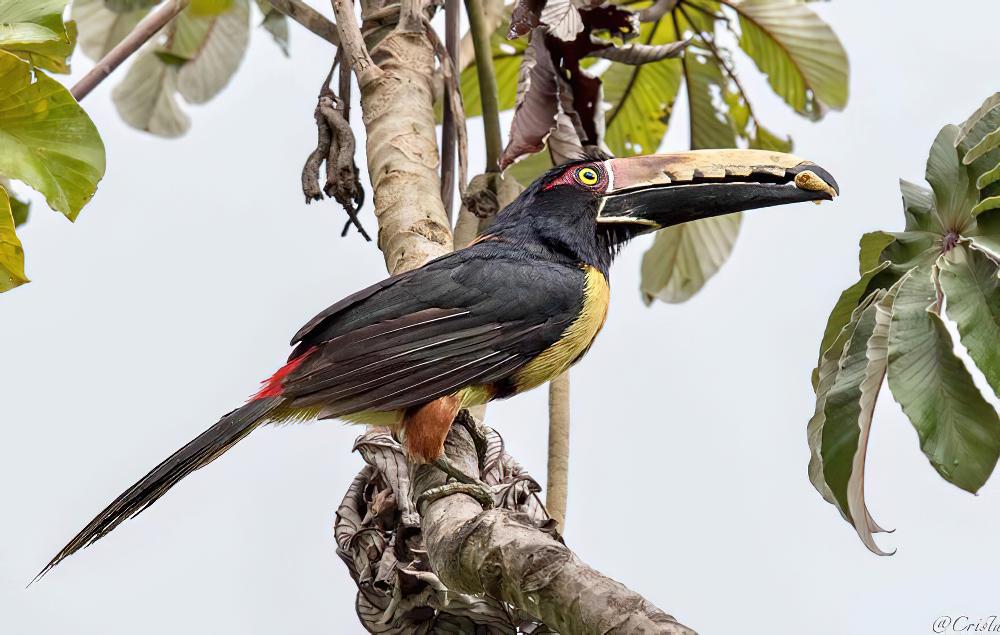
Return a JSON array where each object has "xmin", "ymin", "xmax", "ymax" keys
[{"xmin": 512, "ymin": 265, "xmax": 610, "ymax": 393}]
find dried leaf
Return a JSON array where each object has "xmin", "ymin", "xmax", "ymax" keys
[
  {"xmin": 539, "ymin": 0, "xmax": 583, "ymax": 42},
  {"xmin": 500, "ymin": 30, "xmax": 570, "ymax": 168},
  {"xmin": 508, "ymin": 0, "xmax": 544, "ymax": 39},
  {"xmin": 588, "ymin": 38, "xmax": 686, "ymax": 64}
]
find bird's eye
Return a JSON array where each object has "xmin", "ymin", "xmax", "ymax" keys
[{"xmin": 575, "ymin": 166, "xmax": 600, "ymax": 187}]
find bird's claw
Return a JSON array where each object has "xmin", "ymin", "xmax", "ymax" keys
[
  {"xmin": 416, "ymin": 482, "xmax": 495, "ymax": 510},
  {"xmin": 418, "ymin": 455, "xmax": 495, "ymax": 509}
]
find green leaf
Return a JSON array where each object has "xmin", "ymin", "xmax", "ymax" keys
[
  {"xmin": 858, "ymin": 230, "xmax": 895, "ymax": 274},
  {"xmin": 174, "ymin": 0, "xmax": 250, "ymax": 104},
  {"xmin": 113, "ymin": 1, "xmax": 250, "ymax": 136},
  {"xmin": 0, "ymin": 23, "xmax": 61, "ymax": 48},
  {"xmin": 73, "ymin": 0, "xmax": 150, "ymax": 61},
  {"xmin": 819, "ymin": 283, "xmax": 898, "ymax": 555},
  {"xmin": 112, "ymin": 47, "xmax": 190, "ymax": 137},
  {"xmin": 733, "ymin": 0, "xmax": 848, "ymax": 119},
  {"xmin": 683, "ymin": 50, "xmax": 737, "ymax": 149},
  {"xmin": 809, "ymin": 292, "xmax": 872, "ymax": 513},
  {"xmin": 971, "ymin": 196, "xmax": 1000, "ymax": 218},
  {"xmin": 938, "ymin": 243, "xmax": 1000, "ymax": 397},
  {"xmin": 899, "ymin": 178, "xmax": 939, "ymax": 233},
  {"xmin": 255, "ymin": 0, "xmax": 289, "ymax": 56},
  {"xmin": 812, "ymin": 258, "xmax": 890, "ymax": 388},
  {"xmin": 971, "ymin": 208, "xmax": 1000, "ymax": 257},
  {"xmin": 887, "ymin": 264, "xmax": 1000, "ymax": 493},
  {"xmin": 603, "ymin": 14, "xmax": 682, "ymax": 156},
  {"xmin": 639, "ymin": 213, "xmax": 741, "ymax": 304},
  {"xmin": 810, "ymin": 228, "xmax": 895, "ymax": 387},
  {"xmin": 0, "ymin": 177, "xmax": 31, "ymax": 226},
  {"xmin": 189, "ymin": 0, "xmax": 236, "ymax": 16},
  {"xmin": 926, "ymin": 125, "xmax": 978, "ymax": 232},
  {"xmin": 956, "ymin": 92, "xmax": 1000, "ymax": 201},
  {"xmin": 963, "ymin": 127, "xmax": 1000, "ymax": 167},
  {"xmin": 0, "ymin": 50, "xmax": 105, "ymax": 220},
  {"xmin": 637, "ymin": 45, "xmax": 741, "ymax": 305},
  {"xmin": 749, "ymin": 121, "xmax": 792, "ymax": 152},
  {"xmin": 0, "ymin": 0, "xmax": 76, "ymax": 73},
  {"xmin": 0, "ymin": 186, "xmax": 28, "ymax": 292},
  {"xmin": 976, "ymin": 163, "xmax": 1000, "ymax": 192}
]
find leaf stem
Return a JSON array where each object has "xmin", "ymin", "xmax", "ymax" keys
[
  {"xmin": 464, "ymin": 0, "xmax": 503, "ymax": 172},
  {"xmin": 441, "ymin": 0, "xmax": 460, "ymax": 220},
  {"xmin": 71, "ymin": 0, "xmax": 190, "ymax": 101}
]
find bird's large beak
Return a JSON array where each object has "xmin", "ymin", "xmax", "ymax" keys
[{"xmin": 596, "ymin": 149, "xmax": 839, "ymax": 230}]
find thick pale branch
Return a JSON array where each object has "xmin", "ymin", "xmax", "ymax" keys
[
  {"xmin": 71, "ymin": 0, "xmax": 189, "ymax": 101},
  {"xmin": 415, "ymin": 422, "xmax": 697, "ymax": 634},
  {"xmin": 268, "ymin": 0, "xmax": 341, "ymax": 45},
  {"xmin": 331, "ymin": 0, "xmax": 383, "ymax": 89}
]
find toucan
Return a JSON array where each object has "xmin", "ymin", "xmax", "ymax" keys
[{"xmin": 38, "ymin": 149, "xmax": 838, "ymax": 578}]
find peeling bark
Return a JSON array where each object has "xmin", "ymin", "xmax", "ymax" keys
[{"xmin": 333, "ymin": 0, "xmax": 453, "ymax": 271}]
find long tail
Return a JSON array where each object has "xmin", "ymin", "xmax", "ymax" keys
[{"xmin": 34, "ymin": 396, "xmax": 283, "ymax": 582}]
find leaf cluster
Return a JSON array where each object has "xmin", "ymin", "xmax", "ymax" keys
[
  {"xmin": 0, "ymin": 0, "xmax": 105, "ymax": 291},
  {"xmin": 809, "ymin": 94, "xmax": 1000, "ymax": 554}
]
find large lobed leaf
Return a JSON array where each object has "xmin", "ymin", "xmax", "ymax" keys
[
  {"xmin": 733, "ymin": 0, "xmax": 848, "ymax": 119},
  {"xmin": 0, "ymin": 186, "xmax": 28, "ymax": 292},
  {"xmin": 0, "ymin": 0, "xmax": 77, "ymax": 73},
  {"xmin": 0, "ymin": 50, "xmax": 105, "ymax": 220},
  {"xmin": 602, "ymin": 10, "xmax": 683, "ymax": 156},
  {"xmin": 816, "ymin": 282, "xmax": 898, "ymax": 555},
  {"xmin": 255, "ymin": 0, "xmax": 289, "ymax": 56},
  {"xmin": 73, "ymin": 0, "xmax": 150, "ymax": 61},
  {"xmin": 112, "ymin": 0, "xmax": 250, "ymax": 137},
  {"xmin": 938, "ymin": 243, "xmax": 1000, "ymax": 398},
  {"xmin": 886, "ymin": 265, "xmax": 1000, "ymax": 493},
  {"xmin": 639, "ymin": 212, "xmax": 741, "ymax": 304},
  {"xmin": 926, "ymin": 125, "xmax": 978, "ymax": 232}
]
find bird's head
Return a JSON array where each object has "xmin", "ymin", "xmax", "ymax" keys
[{"xmin": 491, "ymin": 149, "xmax": 839, "ymax": 273}]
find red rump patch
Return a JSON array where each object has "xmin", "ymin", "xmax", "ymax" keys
[{"xmin": 251, "ymin": 347, "xmax": 316, "ymax": 400}]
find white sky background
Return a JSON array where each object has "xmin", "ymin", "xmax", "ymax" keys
[{"xmin": 3, "ymin": 1, "xmax": 1000, "ymax": 633}]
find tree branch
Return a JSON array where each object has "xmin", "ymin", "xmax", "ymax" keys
[
  {"xmin": 71, "ymin": 0, "xmax": 189, "ymax": 101},
  {"xmin": 331, "ymin": 0, "xmax": 384, "ymax": 90},
  {"xmin": 440, "ymin": 0, "xmax": 460, "ymax": 220},
  {"xmin": 546, "ymin": 372, "xmax": 570, "ymax": 529},
  {"xmin": 464, "ymin": 0, "xmax": 503, "ymax": 172},
  {"xmin": 416, "ymin": 420, "xmax": 697, "ymax": 634},
  {"xmin": 268, "ymin": 0, "xmax": 341, "ymax": 45}
]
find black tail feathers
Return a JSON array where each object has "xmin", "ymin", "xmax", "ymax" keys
[{"xmin": 33, "ymin": 397, "xmax": 282, "ymax": 583}]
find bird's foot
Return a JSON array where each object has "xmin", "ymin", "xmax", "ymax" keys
[
  {"xmin": 416, "ymin": 456, "xmax": 495, "ymax": 509},
  {"xmin": 453, "ymin": 409, "xmax": 490, "ymax": 472}
]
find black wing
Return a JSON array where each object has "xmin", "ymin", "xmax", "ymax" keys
[{"xmin": 283, "ymin": 245, "xmax": 585, "ymax": 414}]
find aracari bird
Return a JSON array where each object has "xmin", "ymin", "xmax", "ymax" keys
[{"xmin": 39, "ymin": 149, "xmax": 838, "ymax": 578}]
